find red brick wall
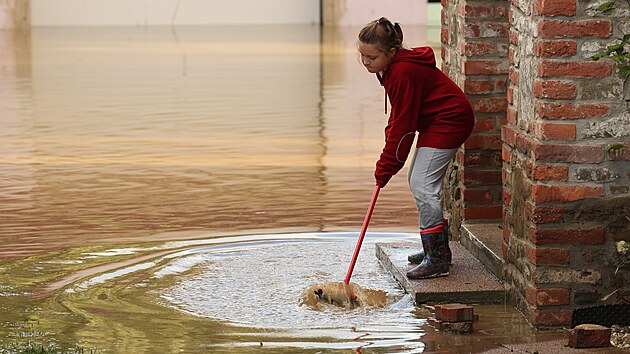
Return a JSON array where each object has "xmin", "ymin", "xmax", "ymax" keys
[
  {"xmin": 444, "ymin": 0, "xmax": 630, "ymax": 327},
  {"xmin": 441, "ymin": 0, "xmax": 508, "ymax": 237}
]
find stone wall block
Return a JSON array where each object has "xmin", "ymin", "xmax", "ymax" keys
[
  {"xmin": 509, "ymin": 0, "xmax": 532, "ymax": 16},
  {"xmin": 582, "ymin": 113, "xmax": 630, "ymax": 139},
  {"xmin": 535, "ymin": 267, "xmax": 601, "ymax": 285},
  {"xmin": 582, "ymin": 39, "xmax": 630, "ymax": 59},
  {"xmin": 572, "ymin": 167, "xmax": 620, "ymax": 183},
  {"xmin": 579, "ymin": 80, "xmax": 623, "ymax": 100},
  {"xmin": 470, "ymin": 97, "xmax": 508, "ymax": 113},
  {"xmin": 607, "ymin": 142, "xmax": 630, "ymax": 161},
  {"xmin": 585, "ymin": 1, "xmax": 630, "ymax": 18}
]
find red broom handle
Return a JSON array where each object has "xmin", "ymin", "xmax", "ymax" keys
[{"xmin": 344, "ymin": 184, "xmax": 380, "ymax": 284}]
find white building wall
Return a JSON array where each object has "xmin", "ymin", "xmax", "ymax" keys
[
  {"xmin": 322, "ymin": 0, "xmax": 427, "ymax": 26},
  {"xmin": 30, "ymin": 0, "xmax": 321, "ymax": 26},
  {"xmin": 2, "ymin": 1, "xmax": 435, "ymax": 28}
]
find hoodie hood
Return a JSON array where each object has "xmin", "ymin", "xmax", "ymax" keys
[
  {"xmin": 376, "ymin": 47, "xmax": 436, "ymax": 86},
  {"xmin": 392, "ymin": 47, "xmax": 437, "ymax": 67},
  {"xmin": 376, "ymin": 46, "xmax": 437, "ymax": 113}
]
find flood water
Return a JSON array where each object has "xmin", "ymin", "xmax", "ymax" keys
[{"xmin": 1, "ymin": 25, "xmax": 566, "ymax": 353}]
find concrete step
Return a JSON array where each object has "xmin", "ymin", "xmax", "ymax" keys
[
  {"xmin": 460, "ymin": 223, "xmax": 505, "ymax": 281},
  {"xmin": 375, "ymin": 241, "xmax": 506, "ymax": 304}
]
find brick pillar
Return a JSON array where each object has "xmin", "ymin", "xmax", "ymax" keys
[
  {"xmin": 502, "ymin": 0, "xmax": 630, "ymax": 327},
  {"xmin": 442, "ymin": 0, "xmax": 509, "ymax": 239}
]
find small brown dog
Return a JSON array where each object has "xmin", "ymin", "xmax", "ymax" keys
[{"xmin": 300, "ymin": 282, "xmax": 388, "ymax": 310}]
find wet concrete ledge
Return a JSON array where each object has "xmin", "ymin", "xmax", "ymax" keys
[
  {"xmin": 375, "ymin": 240, "xmax": 506, "ymax": 304},
  {"xmin": 460, "ymin": 223, "xmax": 504, "ymax": 281}
]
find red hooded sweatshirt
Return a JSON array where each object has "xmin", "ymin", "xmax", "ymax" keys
[{"xmin": 374, "ymin": 46, "xmax": 474, "ymax": 187}]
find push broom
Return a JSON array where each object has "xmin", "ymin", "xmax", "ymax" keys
[
  {"xmin": 344, "ymin": 184, "xmax": 381, "ymax": 284},
  {"xmin": 301, "ymin": 185, "xmax": 382, "ymax": 308}
]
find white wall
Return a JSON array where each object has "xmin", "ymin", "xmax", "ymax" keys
[
  {"xmin": 31, "ymin": 0, "xmax": 321, "ymax": 26},
  {"xmin": 427, "ymin": 2, "xmax": 441, "ymax": 27},
  {"xmin": 322, "ymin": 0, "xmax": 427, "ymax": 26}
]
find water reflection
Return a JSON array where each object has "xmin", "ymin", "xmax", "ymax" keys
[
  {"xmin": 0, "ymin": 25, "xmax": 568, "ymax": 353},
  {"xmin": 0, "ymin": 25, "xmax": 427, "ymax": 259}
]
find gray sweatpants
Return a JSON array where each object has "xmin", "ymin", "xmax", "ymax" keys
[{"xmin": 407, "ymin": 147, "xmax": 457, "ymax": 230}]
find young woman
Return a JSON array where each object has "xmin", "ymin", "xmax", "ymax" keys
[{"xmin": 358, "ymin": 17, "xmax": 475, "ymax": 279}]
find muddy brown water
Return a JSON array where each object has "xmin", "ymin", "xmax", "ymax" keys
[{"xmin": 0, "ymin": 25, "xmax": 567, "ymax": 352}]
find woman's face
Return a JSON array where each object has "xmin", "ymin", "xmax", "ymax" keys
[{"xmin": 358, "ymin": 42, "xmax": 394, "ymax": 73}]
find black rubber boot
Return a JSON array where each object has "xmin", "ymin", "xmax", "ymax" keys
[
  {"xmin": 406, "ymin": 231, "xmax": 450, "ymax": 279},
  {"xmin": 406, "ymin": 249, "xmax": 425, "ymax": 264},
  {"xmin": 407, "ymin": 219, "xmax": 452, "ymax": 264}
]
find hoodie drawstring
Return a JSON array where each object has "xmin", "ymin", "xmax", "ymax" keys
[{"xmin": 378, "ymin": 71, "xmax": 388, "ymax": 115}]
